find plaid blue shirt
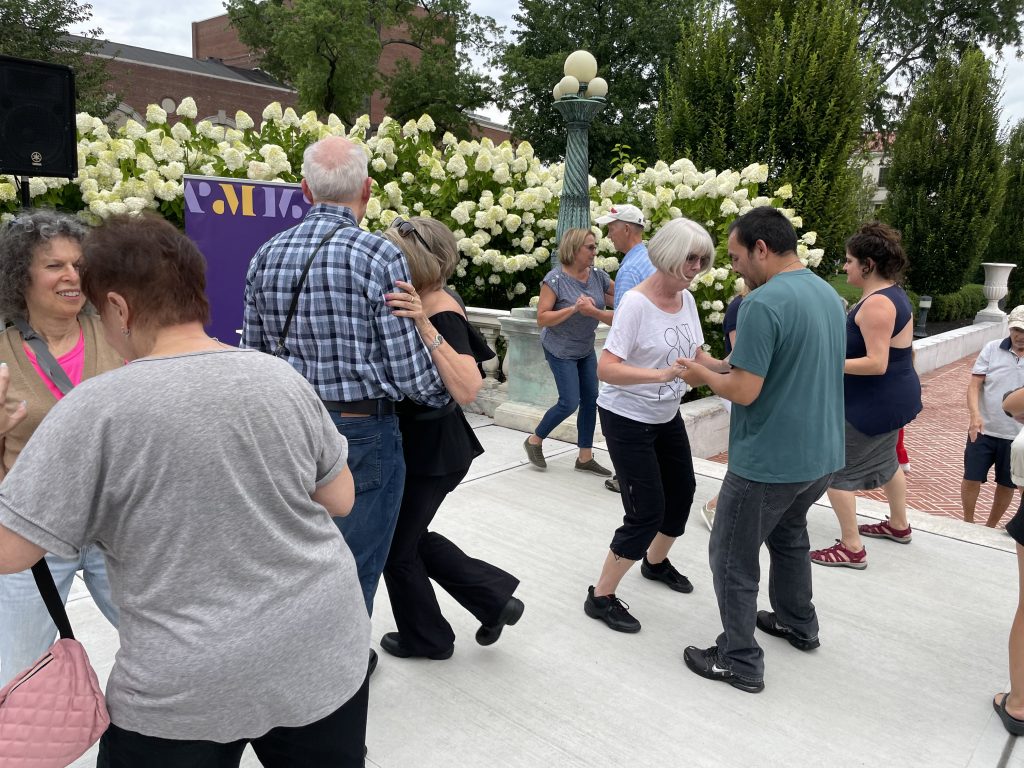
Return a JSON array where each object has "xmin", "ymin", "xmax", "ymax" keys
[{"xmin": 242, "ymin": 204, "xmax": 448, "ymax": 407}]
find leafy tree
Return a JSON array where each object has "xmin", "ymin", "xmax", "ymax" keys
[
  {"xmin": 883, "ymin": 48, "xmax": 1006, "ymax": 295},
  {"xmin": 0, "ymin": 0, "xmax": 117, "ymax": 117},
  {"xmin": 225, "ymin": 0, "xmax": 500, "ymax": 135},
  {"xmin": 658, "ymin": 0, "xmax": 877, "ymax": 262},
  {"xmin": 495, "ymin": 0, "xmax": 689, "ymax": 176},
  {"xmin": 985, "ymin": 120, "xmax": 1024, "ymax": 306}
]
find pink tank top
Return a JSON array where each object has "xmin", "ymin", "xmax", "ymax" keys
[{"xmin": 24, "ymin": 328, "xmax": 85, "ymax": 400}]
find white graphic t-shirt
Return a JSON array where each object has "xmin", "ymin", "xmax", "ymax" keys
[{"xmin": 598, "ymin": 288, "xmax": 704, "ymax": 424}]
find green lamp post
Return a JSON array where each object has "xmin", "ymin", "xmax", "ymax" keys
[{"xmin": 552, "ymin": 50, "xmax": 608, "ymax": 265}]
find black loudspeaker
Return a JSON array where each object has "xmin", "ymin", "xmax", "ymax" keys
[{"xmin": 0, "ymin": 55, "xmax": 77, "ymax": 178}]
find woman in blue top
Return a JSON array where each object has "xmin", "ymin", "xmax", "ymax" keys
[
  {"xmin": 811, "ymin": 222, "xmax": 922, "ymax": 569},
  {"xmin": 524, "ymin": 228, "xmax": 614, "ymax": 477}
]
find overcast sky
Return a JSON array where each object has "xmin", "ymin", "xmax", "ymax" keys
[{"xmin": 74, "ymin": 0, "xmax": 1024, "ymax": 129}]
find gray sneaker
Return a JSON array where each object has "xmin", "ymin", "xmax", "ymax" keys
[
  {"xmin": 575, "ymin": 458, "xmax": 612, "ymax": 476},
  {"xmin": 523, "ymin": 437, "xmax": 546, "ymax": 469},
  {"xmin": 605, "ymin": 475, "xmax": 620, "ymax": 493}
]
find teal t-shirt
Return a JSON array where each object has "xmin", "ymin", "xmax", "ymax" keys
[{"xmin": 727, "ymin": 269, "xmax": 846, "ymax": 483}]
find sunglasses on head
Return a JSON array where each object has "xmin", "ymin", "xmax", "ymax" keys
[{"xmin": 390, "ymin": 217, "xmax": 432, "ymax": 252}]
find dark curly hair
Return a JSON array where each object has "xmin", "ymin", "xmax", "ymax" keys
[
  {"xmin": 846, "ymin": 222, "xmax": 908, "ymax": 282},
  {"xmin": 0, "ymin": 210, "xmax": 88, "ymax": 321}
]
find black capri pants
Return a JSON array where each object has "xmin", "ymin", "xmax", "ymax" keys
[{"xmin": 599, "ymin": 406, "xmax": 696, "ymax": 560}]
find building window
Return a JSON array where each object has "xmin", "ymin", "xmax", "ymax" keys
[{"xmin": 877, "ymin": 165, "xmax": 891, "ymax": 189}]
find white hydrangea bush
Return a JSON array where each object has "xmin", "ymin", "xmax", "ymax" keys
[{"xmin": 2, "ymin": 100, "xmax": 820, "ymax": 333}]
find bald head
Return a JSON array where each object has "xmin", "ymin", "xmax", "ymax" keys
[{"xmin": 301, "ymin": 136, "xmax": 370, "ymax": 207}]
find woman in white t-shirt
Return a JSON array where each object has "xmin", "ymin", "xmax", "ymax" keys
[{"xmin": 584, "ymin": 217, "xmax": 729, "ymax": 633}]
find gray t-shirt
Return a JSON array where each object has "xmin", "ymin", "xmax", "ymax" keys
[
  {"xmin": 540, "ymin": 266, "xmax": 612, "ymax": 359},
  {"xmin": 0, "ymin": 348, "xmax": 370, "ymax": 742}
]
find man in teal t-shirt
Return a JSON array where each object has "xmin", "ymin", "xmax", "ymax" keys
[{"xmin": 678, "ymin": 207, "xmax": 845, "ymax": 693}]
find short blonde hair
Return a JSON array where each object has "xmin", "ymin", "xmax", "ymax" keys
[
  {"xmin": 648, "ymin": 218, "xmax": 715, "ymax": 280},
  {"xmin": 383, "ymin": 217, "xmax": 459, "ymax": 291},
  {"xmin": 557, "ymin": 228, "xmax": 595, "ymax": 267}
]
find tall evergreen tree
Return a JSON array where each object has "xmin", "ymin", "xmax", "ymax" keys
[
  {"xmin": 985, "ymin": 120, "xmax": 1024, "ymax": 305},
  {"xmin": 884, "ymin": 48, "xmax": 1006, "ymax": 295},
  {"xmin": 658, "ymin": 0, "xmax": 877, "ymax": 262}
]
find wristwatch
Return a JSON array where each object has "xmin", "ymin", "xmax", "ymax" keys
[{"xmin": 429, "ymin": 333, "xmax": 444, "ymax": 350}]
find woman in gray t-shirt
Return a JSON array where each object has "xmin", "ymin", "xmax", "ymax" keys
[
  {"xmin": 524, "ymin": 228, "xmax": 615, "ymax": 477},
  {"xmin": 0, "ymin": 214, "xmax": 369, "ymax": 765}
]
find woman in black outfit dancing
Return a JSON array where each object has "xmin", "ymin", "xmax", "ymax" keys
[{"xmin": 379, "ymin": 217, "xmax": 523, "ymax": 660}]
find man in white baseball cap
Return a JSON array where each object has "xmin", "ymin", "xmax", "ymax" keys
[
  {"xmin": 596, "ymin": 203, "xmax": 653, "ymax": 493},
  {"xmin": 963, "ymin": 304, "xmax": 1024, "ymax": 526}
]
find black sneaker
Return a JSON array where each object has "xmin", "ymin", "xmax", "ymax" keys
[
  {"xmin": 584, "ymin": 586, "xmax": 641, "ymax": 633},
  {"xmin": 755, "ymin": 610, "xmax": 820, "ymax": 651},
  {"xmin": 683, "ymin": 645, "xmax": 764, "ymax": 693},
  {"xmin": 640, "ymin": 557, "xmax": 694, "ymax": 593}
]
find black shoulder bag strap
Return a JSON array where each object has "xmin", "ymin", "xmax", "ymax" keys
[
  {"xmin": 274, "ymin": 222, "xmax": 349, "ymax": 358},
  {"xmin": 13, "ymin": 318, "xmax": 75, "ymax": 397},
  {"xmin": 31, "ymin": 559, "xmax": 75, "ymax": 640},
  {"xmin": 11, "ymin": 318, "xmax": 77, "ymax": 639}
]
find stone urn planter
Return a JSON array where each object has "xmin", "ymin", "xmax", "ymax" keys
[{"xmin": 975, "ymin": 262, "xmax": 1016, "ymax": 324}]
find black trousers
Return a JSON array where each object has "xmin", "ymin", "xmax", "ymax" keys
[
  {"xmin": 96, "ymin": 677, "xmax": 369, "ymax": 767},
  {"xmin": 599, "ymin": 407, "xmax": 696, "ymax": 561},
  {"xmin": 382, "ymin": 470, "xmax": 520, "ymax": 655}
]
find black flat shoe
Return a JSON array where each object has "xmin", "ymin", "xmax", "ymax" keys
[
  {"xmin": 368, "ymin": 648, "xmax": 378, "ymax": 677},
  {"xmin": 994, "ymin": 693, "xmax": 1024, "ymax": 736},
  {"xmin": 476, "ymin": 597, "xmax": 525, "ymax": 646},
  {"xmin": 379, "ymin": 632, "xmax": 453, "ymax": 660}
]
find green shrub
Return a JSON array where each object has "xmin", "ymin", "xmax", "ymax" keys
[{"xmin": 927, "ymin": 284, "xmax": 985, "ymax": 321}]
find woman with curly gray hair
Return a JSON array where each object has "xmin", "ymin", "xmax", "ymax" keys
[{"xmin": 0, "ymin": 209, "xmax": 122, "ymax": 686}]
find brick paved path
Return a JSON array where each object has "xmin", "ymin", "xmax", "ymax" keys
[{"xmin": 710, "ymin": 353, "xmax": 1021, "ymax": 528}]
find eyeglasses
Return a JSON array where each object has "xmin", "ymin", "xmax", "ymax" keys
[
  {"xmin": 390, "ymin": 217, "xmax": 432, "ymax": 252},
  {"xmin": 686, "ymin": 253, "xmax": 712, "ymax": 270}
]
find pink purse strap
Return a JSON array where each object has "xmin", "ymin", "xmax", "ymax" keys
[{"xmin": 30, "ymin": 559, "xmax": 74, "ymax": 640}]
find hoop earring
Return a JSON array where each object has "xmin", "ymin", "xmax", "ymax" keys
[{"xmin": 121, "ymin": 327, "xmax": 131, "ymax": 336}]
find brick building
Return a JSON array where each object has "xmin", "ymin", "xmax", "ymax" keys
[
  {"xmin": 82, "ymin": 37, "xmax": 298, "ymax": 127},
  {"xmin": 190, "ymin": 12, "xmax": 510, "ymax": 142}
]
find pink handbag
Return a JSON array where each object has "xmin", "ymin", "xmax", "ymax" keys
[{"xmin": 0, "ymin": 559, "xmax": 110, "ymax": 767}]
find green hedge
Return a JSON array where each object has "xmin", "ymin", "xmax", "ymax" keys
[{"xmin": 926, "ymin": 284, "xmax": 986, "ymax": 322}]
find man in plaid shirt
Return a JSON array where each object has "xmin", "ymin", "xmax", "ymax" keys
[{"xmin": 243, "ymin": 136, "xmax": 448, "ymax": 625}]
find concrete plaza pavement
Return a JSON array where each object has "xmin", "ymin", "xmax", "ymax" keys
[{"xmin": 66, "ymin": 413, "xmax": 1020, "ymax": 767}]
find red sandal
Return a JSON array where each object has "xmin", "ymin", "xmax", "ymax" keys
[
  {"xmin": 810, "ymin": 540, "xmax": 867, "ymax": 569},
  {"xmin": 858, "ymin": 518, "xmax": 912, "ymax": 544}
]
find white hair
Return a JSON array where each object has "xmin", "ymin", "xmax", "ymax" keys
[
  {"xmin": 648, "ymin": 218, "xmax": 715, "ymax": 279},
  {"xmin": 301, "ymin": 138, "xmax": 368, "ymax": 203}
]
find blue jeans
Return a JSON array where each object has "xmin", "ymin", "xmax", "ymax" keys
[
  {"xmin": 535, "ymin": 349, "xmax": 598, "ymax": 448},
  {"xmin": 330, "ymin": 412, "xmax": 405, "ymax": 615},
  {"xmin": 0, "ymin": 546, "xmax": 119, "ymax": 685},
  {"xmin": 708, "ymin": 470, "xmax": 833, "ymax": 682}
]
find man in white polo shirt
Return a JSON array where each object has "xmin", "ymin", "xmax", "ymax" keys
[{"xmin": 963, "ymin": 305, "xmax": 1024, "ymax": 526}]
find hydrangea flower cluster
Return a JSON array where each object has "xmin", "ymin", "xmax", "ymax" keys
[{"xmin": 0, "ymin": 99, "xmax": 822, "ymax": 342}]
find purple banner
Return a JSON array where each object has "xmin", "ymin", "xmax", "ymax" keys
[{"xmin": 183, "ymin": 175, "xmax": 311, "ymax": 345}]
